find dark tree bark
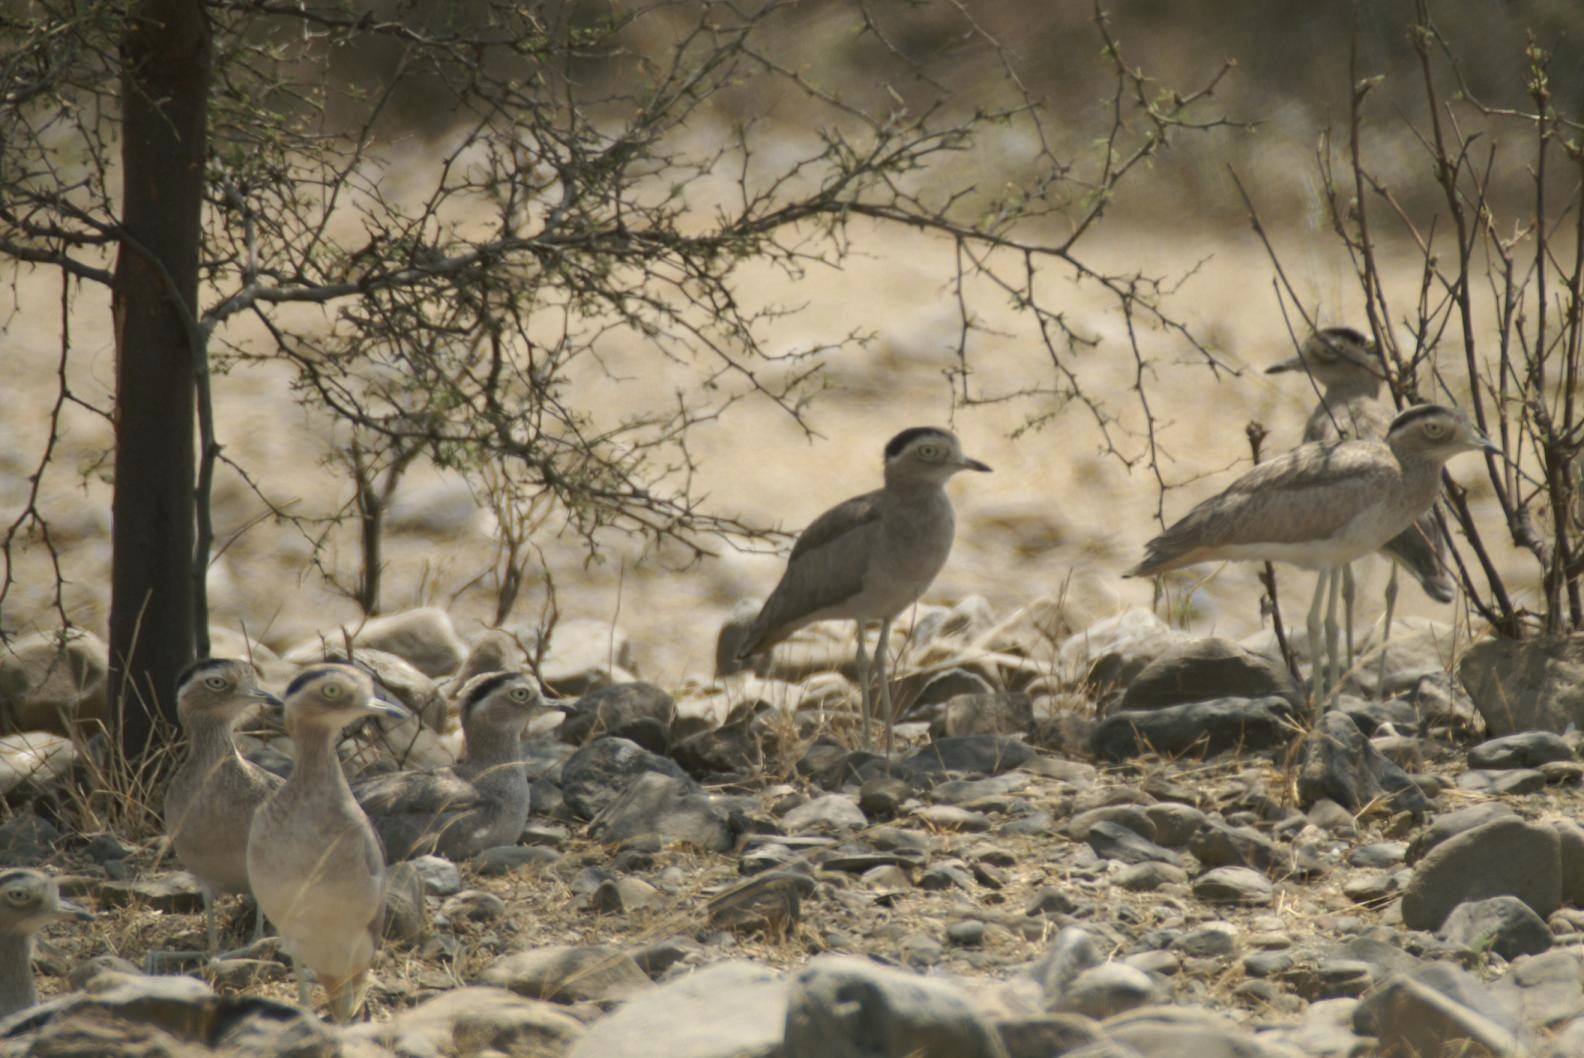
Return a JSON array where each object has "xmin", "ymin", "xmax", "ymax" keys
[{"xmin": 109, "ymin": 0, "xmax": 210, "ymax": 756}]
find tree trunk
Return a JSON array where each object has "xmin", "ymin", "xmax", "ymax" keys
[{"xmin": 109, "ymin": 0, "xmax": 210, "ymax": 757}]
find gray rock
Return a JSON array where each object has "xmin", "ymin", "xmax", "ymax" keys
[
  {"xmin": 408, "ymin": 854, "xmax": 462, "ymax": 896},
  {"xmin": 1459, "ymin": 636, "xmax": 1584, "ymax": 736},
  {"xmin": 561, "ymin": 736, "xmax": 694, "ymax": 819},
  {"xmin": 0, "ymin": 813, "xmax": 61, "ymax": 866},
  {"xmin": 479, "ymin": 944, "xmax": 654, "ymax": 1006},
  {"xmin": 589, "ymin": 771, "xmax": 731, "ymax": 852},
  {"xmin": 1086, "ymin": 821, "xmax": 1181, "ymax": 866},
  {"xmin": 859, "ymin": 777, "xmax": 910, "ymax": 819},
  {"xmin": 914, "ymin": 668, "xmax": 997, "ymax": 712},
  {"xmin": 476, "ymin": 845, "xmax": 563, "ymax": 874},
  {"xmin": 1090, "ymin": 696, "xmax": 1297, "ymax": 762},
  {"xmin": 349, "ymin": 607, "xmax": 468, "ymax": 678},
  {"xmin": 933, "ymin": 690, "xmax": 1035, "ymax": 739},
  {"xmin": 1116, "ymin": 862, "xmax": 1188, "ymax": 892},
  {"xmin": 1174, "ymin": 923, "xmax": 1240, "ymax": 958},
  {"xmin": 1457, "ymin": 768, "xmax": 1548, "ymax": 795},
  {"xmin": 1407, "ymin": 803, "xmax": 1518, "ymax": 865},
  {"xmin": 95, "ymin": 873, "xmax": 205, "ymax": 914},
  {"xmin": 1489, "ymin": 949, "xmax": 1584, "ymax": 1031},
  {"xmin": 903, "ymin": 735, "xmax": 1034, "ymax": 777},
  {"xmin": 1068, "ymin": 805, "xmax": 1157, "ymax": 843},
  {"xmin": 994, "ymin": 1014, "xmax": 1105, "ymax": 1058},
  {"xmin": 1142, "ymin": 803, "xmax": 1207, "ymax": 848},
  {"xmin": 569, "ymin": 960, "xmax": 785, "ymax": 1058},
  {"xmin": 631, "ymin": 936, "xmax": 705, "ymax": 979},
  {"xmin": 1348, "ymin": 842, "xmax": 1408, "ymax": 869},
  {"xmin": 349, "ymin": 985, "xmax": 585, "ymax": 1056},
  {"xmin": 0, "ymin": 734, "xmax": 78, "ymax": 800},
  {"xmin": 1354, "ymin": 975, "xmax": 1521, "ymax": 1058},
  {"xmin": 1555, "ymin": 819, "xmax": 1584, "ymax": 906},
  {"xmin": 1100, "ymin": 1005, "xmax": 1304, "ymax": 1058},
  {"xmin": 1056, "ymin": 964, "xmax": 1160, "ymax": 1020},
  {"xmin": 560, "ymin": 682, "xmax": 676, "ymax": 753},
  {"xmin": 1297, "ymin": 711, "xmax": 1430, "ymax": 815},
  {"xmin": 1401, "ymin": 817, "xmax": 1562, "ymax": 931},
  {"xmin": 439, "ymin": 889, "xmax": 506, "ymax": 923},
  {"xmin": 1116, "ymin": 636, "xmax": 1304, "ymax": 713},
  {"xmin": 1188, "ymin": 820, "xmax": 1279, "ymax": 873},
  {"xmin": 783, "ymin": 794, "xmax": 868, "ymax": 834},
  {"xmin": 381, "ymin": 861, "xmax": 430, "ymax": 944},
  {"xmin": 1193, "ymin": 867, "xmax": 1274, "ymax": 906},
  {"xmin": 0, "ymin": 629, "xmax": 109, "ymax": 731},
  {"xmin": 784, "ymin": 955, "xmax": 1004, "ymax": 1058},
  {"xmin": 1467, "ymin": 731, "xmax": 1574, "ymax": 770},
  {"xmin": 1439, "ymin": 896, "xmax": 1552, "ymax": 960},
  {"xmin": 1028, "ymin": 927, "xmax": 1106, "ymax": 1008}
]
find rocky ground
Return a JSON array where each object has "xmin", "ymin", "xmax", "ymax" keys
[{"xmin": 1, "ymin": 599, "xmax": 1583, "ymax": 1058}]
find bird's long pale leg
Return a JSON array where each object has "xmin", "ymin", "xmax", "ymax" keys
[
  {"xmin": 1341, "ymin": 563, "xmax": 1357, "ymax": 670},
  {"xmin": 1378, "ymin": 563, "xmax": 1400, "ymax": 699},
  {"xmin": 202, "ymin": 887, "xmax": 218, "ymax": 954},
  {"xmin": 292, "ymin": 954, "xmax": 312, "ymax": 1007},
  {"xmin": 251, "ymin": 900, "xmax": 268, "ymax": 943},
  {"xmin": 1323, "ymin": 564, "xmax": 1343, "ymax": 703},
  {"xmin": 853, "ymin": 620, "xmax": 872, "ymax": 752},
  {"xmin": 877, "ymin": 617, "xmax": 894, "ymax": 758},
  {"xmin": 1307, "ymin": 570, "xmax": 1328, "ymax": 703}
]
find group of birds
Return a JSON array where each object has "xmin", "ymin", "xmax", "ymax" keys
[
  {"xmin": 1, "ymin": 327, "xmax": 1497, "ymax": 1025},
  {"xmin": 156, "ymin": 659, "xmax": 552, "ymax": 1020},
  {"xmin": 734, "ymin": 327, "xmax": 1495, "ymax": 753}
]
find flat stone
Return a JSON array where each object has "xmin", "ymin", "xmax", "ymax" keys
[
  {"xmin": 95, "ymin": 874, "xmax": 206, "ymax": 914},
  {"xmin": 783, "ymin": 794, "xmax": 868, "ymax": 834},
  {"xmin": 1468, "ymin": 731, "xmax": 1575, "ymax": 770},
  {"xmin": 1116, "ymin": 862, "xmax": 1188, "ymax": 892},
  {"xmin": 1173, "ymin": 922, "xmax": 1240, "ymax": 958},
  {"xmin": 902, "ymin": 735, "xmax": 1034, "ymax": 777},
  {"xmin": 1090, "ymin": 696, "xmax": 1297, "ymax": 762},
  {"xmin": 1192, "ymin": 866, "xmax": 1274, "ymax": 906},
  {"xmin": 1456, "ymin": 768, "xmax": 1548, "ymax": 795},
  {"xmin": 569, "ymin": 960, "xmax": 784, "ymax": 1058},
  {"xmin": 1086, "ymin": 821, "xmax": 1181, "ymax": 866},
  {"xmin": 1188, "ymin": 819, "xmax": 1280, "ymax": 872},
  {"xmin": 913, "ymin": 805, "xmax": 991, "ymax": 832},
  {"xmin": 0, "ymin": 628, "xmax": 109, "ymax": 731},
  {"xmin": 476, "ymin": 845, "xmax": 563, "ymax": 874},
  {"xmin": 1401, "ymin": 817, "xmax": 1562, "ymax": 931},
  {"xmin": 1116, "ymin": 636, "xmax": 1304, "ymax": 712},
  {"xmin": 480, "ymin": 945, "xmax": 653, "ymax": 1006}
]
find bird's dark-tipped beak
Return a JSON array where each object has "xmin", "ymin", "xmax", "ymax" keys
[
  {"xmin": 1480, "ymin": 435, "xmax": 1501, "ymax": 456},
  {"xmin": 960, "ymin": 457, "xmax": 993, "ymax": 473},
  {"xmin": 1266, "ymin": 354, "xmax": 1304, "ymax": 375},
  {"xmin": 367, "ymin": 696, "xmax": 412, "ymax": 721},
  {"xmin": 252, "ymin": 689, "xmax": 285, "ymax": 709},
  {"xmin": 57, "ymin": 897, "xmax": 92, "ymax": 923}
]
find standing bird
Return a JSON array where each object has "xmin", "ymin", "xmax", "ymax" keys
[
  {"xmin": 1126, "ymin": 404, "xmax": 1495, "ymax": 697},
  {"xmin": 0, "ymin": 869, "xmax": 91, "ymax": 1019},
  {"xmin": 734, "ymin": 426, "xmax": 992, "ymax": 755},
  {"xmin": 353, "ymin": 671, "xmax": 546, "ymax": 861},
  {"xmin": 163, "ymin": 658, "xmax": 284, "ymax": 954},
  {"xmin": 247, "ymin": 664, "xmax": 409, "ymax": 1022},
  {"xmin": 1268, "ymin": 328, "xmax": 1455, "ymax": 687}
]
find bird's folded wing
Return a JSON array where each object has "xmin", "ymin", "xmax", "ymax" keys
[
  {"xmin": 353, "ymin": 768, "xmax": 486, "ymax": 816},
  {"xmin": 1171, "ymin": 445, "xmax": 1401, "ymax": 547},
  {"xmin": 758, "ymin": 492, "xmax": 884, "ymax": 624}
]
